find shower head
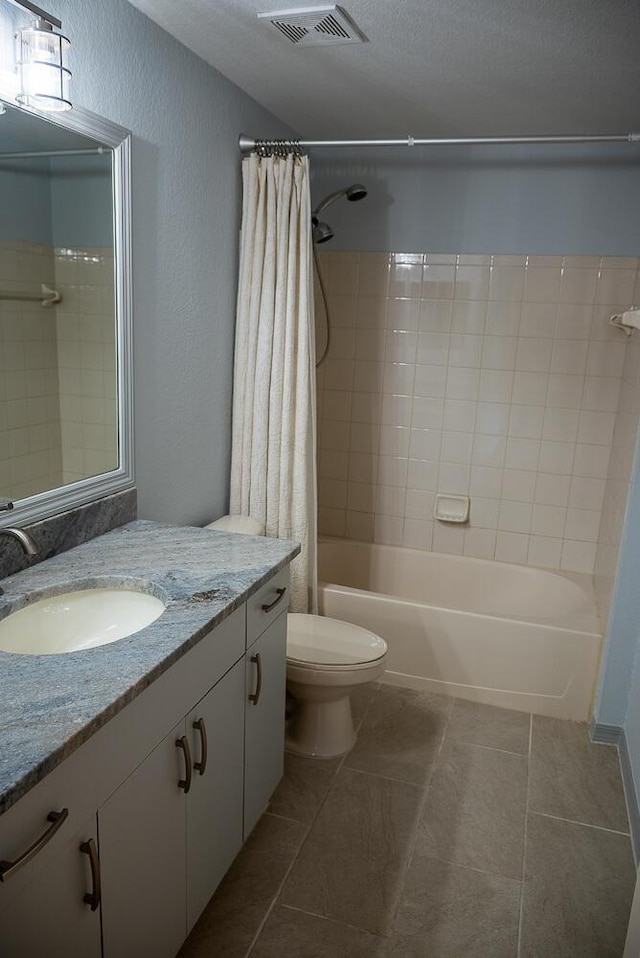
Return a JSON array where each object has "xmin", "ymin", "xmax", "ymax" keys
[
  {"xmin": 311, "ymin": 182, "xmax": 367, "ymax": 244},
  {"xmin": 312, "ymin": 219, "xmax": 334, "ymax": 244},
  {"xmin": 346, "ymin": 183, "xmax": 367, "ymax": 202},
  {"xmin": 312, "ymin": 183, "xmax": 368, "ymax": 217}
]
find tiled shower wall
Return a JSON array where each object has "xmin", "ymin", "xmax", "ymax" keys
[
  {"xmin": 316, "ymin": 251, "xmax": 640, "ymax": 575},
  {"xmin": 0, "ymin": 241, "xmax": 117, "ymax": 501}
]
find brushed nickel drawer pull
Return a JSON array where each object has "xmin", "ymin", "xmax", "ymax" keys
[
  {"xmin": 261, "ymin": 587, "xmax": 286, "ymax": 613},
  {"xmin": 80, "ymin": 838, "xmax": 101, "ymax": 911},
  {"xmin": 249, "ymin": 652, "xmax": 262, "ymax": 705},
  {"xmin": 193, "ymin": 718, "xmax": 208, "ymax": 776},
  {"xmin": 176, "ymin": 736, "xmax": 192, "ymax": 794},
  {"xmin": 0, "ymin": 808, "xmax": 69, "ymax": 882}
]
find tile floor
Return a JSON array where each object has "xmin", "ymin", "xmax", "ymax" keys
[{"xmin": 179, "ymin": 684, "xmax": 636, "ymax": 958}]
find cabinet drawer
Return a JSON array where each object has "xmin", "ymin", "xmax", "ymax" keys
[{"xmin": 246, "ymin": 567, "xmax": 290, "ymax": 649}]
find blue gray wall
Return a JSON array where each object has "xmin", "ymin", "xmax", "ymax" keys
[
  {"xmin": 595, "ymin": 428, "xmax": 640, "ymax": 850},
  {"xmin": 310, "ymin": 144, "xmax": 640, "ymax": 255},
  {"xmin": 595, "ymin": 424, "xmax": 640, "ymax": 731},
  {"xmin": 37, "ymin": 0, "xmax": 294, "ymax": 525},
  {"xmin": 623, "ymin": 648, "xmax": 640, "ymax": 850}
]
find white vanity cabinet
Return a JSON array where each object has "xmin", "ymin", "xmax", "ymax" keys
[
  {"xmin": 98, "ymin": 659, "xmax": 247, "ymax": 958},
  {"xmin": 0, "ymin": 566, "xmax": 290, "ymax": 958}
]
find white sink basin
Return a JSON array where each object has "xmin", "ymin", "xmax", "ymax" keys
[{"xmin": 0, "ymin": 588, "xmax": 166, "ymax": 655}]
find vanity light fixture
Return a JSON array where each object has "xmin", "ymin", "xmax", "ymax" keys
[{"xmin": 9, "ymin": 0, "xmax": 71, "ymax": 112}]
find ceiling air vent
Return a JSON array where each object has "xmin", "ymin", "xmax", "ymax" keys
[{"xmin": 258, "ymin": 5, "xmax": 367, "ymax": 47}]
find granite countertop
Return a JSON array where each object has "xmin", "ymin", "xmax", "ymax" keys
[{"xmin": 0, "ymin": 519, "xmax": 299, "ymax": 816}]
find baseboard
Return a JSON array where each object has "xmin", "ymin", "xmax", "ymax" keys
[
  {"xmin": 590, "ymin": 719, "xmax": 623, "ymax": 746},
  {"xmin": 591, "ymin": 721, "xmax": 640, "ymax": 866},
  {"xmin": 619, "ymin": 730, "xmax": 640, "ymax": 867}
]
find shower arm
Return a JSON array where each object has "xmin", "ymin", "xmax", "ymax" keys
[{"xmin": 312, "ymin": 189, "xmax": 347, "ymax": 218}]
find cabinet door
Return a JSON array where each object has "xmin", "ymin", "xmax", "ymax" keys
[
  {"xmin": 244, "ymin": 612, "xmax": 287, "ymax": 837},
  {"xmin": 99, "ymin": 720, "xmax": 187, "ymax": 958},
  {"xmin": 186, "ymin": 658, "xmax": 245, "ymax": 931},
  {"xmin": 0, "ymin": 815, "xmax": 101, "ymax": 958}
]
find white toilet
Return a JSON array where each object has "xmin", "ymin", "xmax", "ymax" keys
[
  {"xmin": 286, "ymin": 613, "xmax": 387, "ymax": 758},
  {"xmin": 205, "ymin": 515, "xmax": 388, "ymax": 758}
]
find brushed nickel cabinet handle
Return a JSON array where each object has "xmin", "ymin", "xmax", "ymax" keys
[
  {"xmin": 192, "ymin": 718, "xmax": 208, "ymax": 776},
  {"xmin": 0, "ymin": 808, "xmax": 69, "ymax": 882},
  {"xmin": 249, "ymin": 652, "xmax": 262, "ymax": 705},
  {"xmin": 80, "ymin": 838, "xmax": 101, "ymax": 911},
  {"xmin": 176, "ymin": 736, "xmax": 192, "ymax": 794},
  {"xmin": 261, "ymin": 587, "xmax": 286, "ymax": 613}
]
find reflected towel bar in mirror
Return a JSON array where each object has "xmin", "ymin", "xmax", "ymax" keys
[{"xmin": 0, "ymin": 284, "xmax": 62, "ymax": 306}]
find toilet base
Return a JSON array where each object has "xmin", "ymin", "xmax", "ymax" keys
[{"xmin": 286, "ymin": 682, "xmax": 356, "ymax": 758}]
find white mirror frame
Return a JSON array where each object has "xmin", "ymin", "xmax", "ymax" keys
[{"xmin": 0, "ymin": 97, "xmax": 134, "ymax": 528}]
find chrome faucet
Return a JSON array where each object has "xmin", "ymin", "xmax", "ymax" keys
[
  {"xmin": 0, "ymin": 527, "xmax": 39, "ymax": 557},
  {"xmin": 0, "ymin": 527, "xmax": 40, "ymax": 596}
]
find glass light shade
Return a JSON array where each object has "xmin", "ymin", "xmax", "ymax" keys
[{"xmin": 16, "ymin": 21, "xmax": 71, "ymax": 112}]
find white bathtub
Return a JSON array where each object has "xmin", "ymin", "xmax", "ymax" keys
[{"xmin": 318, "ymin": 538, "xmax": 603, "ymax": 720}]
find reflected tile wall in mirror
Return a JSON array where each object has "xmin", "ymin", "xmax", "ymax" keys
[
  {"xmin": 0, "ymin": 241, "xmax": 117, "ymax": 500},
  {"xmin": 0, "ymin": 109, "xmax": 117, "ymax": 503}
]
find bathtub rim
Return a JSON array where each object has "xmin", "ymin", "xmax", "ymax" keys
[
  {"xmin": 318, "ymin": 536, "xmax": 602, "ymax": 637},
  {"xmin": 318, "ymin": 579, "xmax": 601, "ymax": 638}
]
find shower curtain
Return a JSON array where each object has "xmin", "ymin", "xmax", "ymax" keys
[{"xmin": 230, "ymin": 152, "xmax": 317, "ymax": 614}]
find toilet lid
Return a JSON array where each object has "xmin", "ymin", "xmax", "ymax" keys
[{"xmin": 287, "ymin": 614, "xmax": 387, "ymax": 667}]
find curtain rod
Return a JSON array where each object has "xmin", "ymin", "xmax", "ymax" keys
[{"xmin": 239, "ymin": 132, "xmax": 640, "ymax": 155}]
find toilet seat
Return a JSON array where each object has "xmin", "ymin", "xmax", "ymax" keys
[{"xmin": 287, "ymin": 613, "xmax": 387, "ymax": 670}]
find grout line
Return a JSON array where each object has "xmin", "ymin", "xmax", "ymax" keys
[
  {"xmin": 516, "ymin": 713, "xmax": 533, "ymax": 958},
  {"xmin": 412, "ymin": 850, "xmax": 523, "ymax": 885},
  {"xmin": 450, "ymin": 739, "xmax": 531, "ymax": 758},
  {"xmin": 264, "ymin": 810, "xmax": 305, "ymax": 825},
  {"xmin": 279, "ymin": 902, "xmax": 388, "ymax": 939},
  {"xmin": 530, "ymin": 809, "xmax": 631, "ymax": 837},
  {"xmin": 341, "ymin": 763, "xmax": 431, "ymax": 790}
]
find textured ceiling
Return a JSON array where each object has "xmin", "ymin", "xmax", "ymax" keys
[{"xmin": 127, "ymin": 0, "xmax": 640, "ymax": 139}]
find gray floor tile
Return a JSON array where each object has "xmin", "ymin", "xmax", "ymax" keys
[
  {"xmin": 529, "ymin": 716, "xmax": 629, "ymax": 831},
  {"xmin": 269, "ymin": 752, "xmax": 341, "ymax": 824},
  {"xmin": 389, "ymin": 853, "xmax": 520, "ymax": 958},
  {"xmin": 344, "ymin": 685, "xmax": 452, "ymax": 785},
  {"xmin": 179, "ymin": 814, "xmax": 306, "ymax": 958},
  {"xmin": 251, "ymin": 905, "xmax": 387, "ymax": 957},
  {"xmin": 446, "ymin": 698, "xmax": 530, "ymax": 754},
  {"xmin": 520, "ymin": 812, "xmax": 635, "ymax": 958},
  {"xmin": 419, "ymin": 739, "xmax": 527, "ymax": 879},
  {"xmin": 280, "ymin": 767, "xmax": 425, "ymax": 935}
]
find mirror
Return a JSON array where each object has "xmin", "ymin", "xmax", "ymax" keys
[{"xmin": 0, "ymin": 97, "xmax": 132, "ymax": 525}]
